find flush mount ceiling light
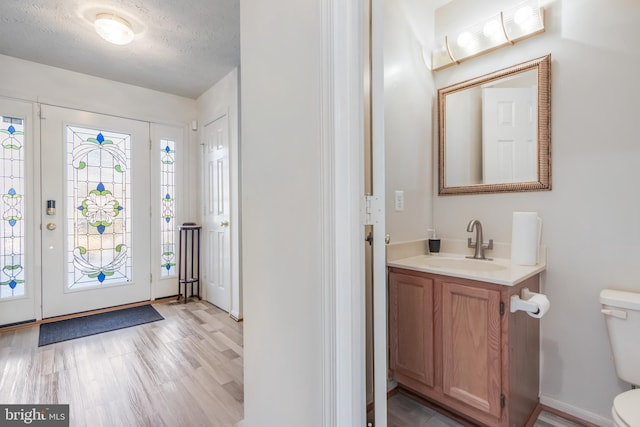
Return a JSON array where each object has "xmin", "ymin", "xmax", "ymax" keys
[
  {"xmin": 94, "ymin": 13, "xmax": 134, "ymax": 45},
  {"xmin": 431, "ymin": 0, "xmax": 545, "ymax": 71}
]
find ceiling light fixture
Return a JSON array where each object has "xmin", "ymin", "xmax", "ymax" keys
[
  {"xmin": 94, "ymin": 13, "xmax": 134, "ymax": 45},
  {"xmin": 431, "ymin": 0, "xmax": 545, "ymax": 71}
]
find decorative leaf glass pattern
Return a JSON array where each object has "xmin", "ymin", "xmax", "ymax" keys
[
  {"xmin": 0, "ymin": 116, "xmax": 25, "ymax": 298},
  {"xmin": 160, "ymin": 139, "xmax": 176, "ymax": 277},
  {"xmin": 67, "ymin": 126, "xmax": 132, "ymax": 288}
]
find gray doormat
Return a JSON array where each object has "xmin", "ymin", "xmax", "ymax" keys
[{"xmin": 38, "ymin": 305, "xmax": 164, "ymax": 346}]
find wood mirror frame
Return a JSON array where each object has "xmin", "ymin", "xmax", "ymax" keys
[{"xmin": 438, "ymin": 55, "xmax": 551, "ymax": 195}]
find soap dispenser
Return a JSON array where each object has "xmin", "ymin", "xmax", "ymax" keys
[{"xmin": 428, "ymin": 228, "xmax": 440, "ymax": 253}]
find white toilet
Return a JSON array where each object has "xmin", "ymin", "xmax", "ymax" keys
[{"xmin": 600, "ymin": 289, "xmax": 640, "ymax": 426}]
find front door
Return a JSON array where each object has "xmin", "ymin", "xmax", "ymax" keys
[{"xmin": 40, "ymin": 105, "xmax": 151, "ymax": 318}]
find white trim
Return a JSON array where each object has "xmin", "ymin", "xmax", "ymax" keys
[
  {"xmin": 321, "ymin": 0, "xmax": 338, "ymax": 424},
  {"xmin": 322, "ymin": 1, "xmax": 367, "ymax": 426},
  {"xmin": 540, "ymin": 394, "xmax": 611, "ymax": 426},
  {"xmin": 32, "ymin": 102, "xmax": 43, "ymax": 320},
  {"xmin": 371, "ymin": 0, "xmax": 387, "ymax": 424}
]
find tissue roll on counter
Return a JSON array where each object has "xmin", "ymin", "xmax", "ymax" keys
[{"xmin": 511, "ymin": 211, "xmax": 540, "ymax": 266}]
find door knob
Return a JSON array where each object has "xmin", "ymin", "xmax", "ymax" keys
[
  {"xmin": 46, "ymin": 223, "xmax": 56, "ymax": 231},
  {"xmin": 220, "ymin": 220, "xmax": 229, "ymax": 227}
]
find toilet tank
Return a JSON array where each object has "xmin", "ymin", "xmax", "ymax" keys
[{"xmin": 601, "ymin": 289, "xmax": 640, "ymax": 386}]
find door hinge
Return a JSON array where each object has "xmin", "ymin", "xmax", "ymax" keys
[
  {"xmin": 150, "ymin": 273, "xmax": 153, "ymax": 283},
  {"xmin": 500, "ymin": 394, "xmax": 505, "ymax": 408},
  {"xmin": 361, "ymin": 195, "xmax": 382, "ymax": 226},
  {"xmin": 149, "ymin": 138, "xmax": 152, "ymax": 150},
  {"xmin": 500, "ymin": 301, "xmax": 505, "ymax": 316}
]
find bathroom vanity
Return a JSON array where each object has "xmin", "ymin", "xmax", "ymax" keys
[{"xmin": 387, "ymin": 254, "xmax": 545, "ymax": 427}]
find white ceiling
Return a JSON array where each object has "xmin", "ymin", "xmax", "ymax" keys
[{"xmin": 0, "ymin": 0, "xmax": 240, "ymax": 99}]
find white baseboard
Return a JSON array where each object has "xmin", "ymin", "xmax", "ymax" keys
[{"xmin": 539, "ymin": 394, "xmax": 611, "ymax": 426}]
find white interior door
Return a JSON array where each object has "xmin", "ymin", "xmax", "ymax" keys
[
  {"xmin": 40, "ymin": 105, "xmax": 151, "ymax": 318},
  {"xmin": 482, "ymin": 87, "xmax": 537, "ymax": 184},
  {"xmin": 0, "ymin": 98, "xmax": 37, "ymax": 326},
  {"xmin": 203, "ymin": 113, "xmax": 231, "ymax": 312}
]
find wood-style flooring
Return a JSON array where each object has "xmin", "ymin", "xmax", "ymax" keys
[
  {"xmin": 1, "ymin": 301, "xmax": 591, "ymax": 427},
  {"xmin": 386, "ymin": 392, "xmax": 588, "ymax": 427},
  {"xmin": 0, "ymin": 301, "xmax": 243, "ymax": 427}
]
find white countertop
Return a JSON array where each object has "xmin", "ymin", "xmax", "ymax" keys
[{"xmin": 387, "ymin": 253, "xmax": 546, "ymax": 286}]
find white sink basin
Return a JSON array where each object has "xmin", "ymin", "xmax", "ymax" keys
[
  {"xmin": 418, "ymin": 256, "xmax": 507, "ymax": 272},
  {"xmin": 387, "ymin": 251, "xmax": 546, "ymax": 286}
]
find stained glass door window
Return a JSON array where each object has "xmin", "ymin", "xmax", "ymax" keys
[
  {"xmin": 66, "ymin": 126, "xmax": 132, "ymax": 289},
  {"xmin": 0, "ymin": 116, "xmax": 25, "ymax": 299},
  {"xmin": 160, "ymin": 139, "xmax": 176, "ymax": 277}
]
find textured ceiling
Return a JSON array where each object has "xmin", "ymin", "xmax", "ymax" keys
[{"xmin": 0, "ymin": 0, "xmax": 240, "ymax": 99}]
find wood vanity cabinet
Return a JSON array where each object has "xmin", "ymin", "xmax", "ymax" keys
[{"xmin": 388, "ymin": 267, "xmax": 540, "ymax": 427}]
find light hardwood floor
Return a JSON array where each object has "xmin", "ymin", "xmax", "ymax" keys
[
  {"xmin": 2, "ymin": 302, "xmax": 590, "ymax": 427},
  {"xmin": 0, "ymin": 301, "xmax": 243, "ymax": 427}
]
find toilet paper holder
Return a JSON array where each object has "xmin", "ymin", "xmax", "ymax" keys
[{"xmin": 510, "ymin": 288, "xmax": 546, "ymax": 315}]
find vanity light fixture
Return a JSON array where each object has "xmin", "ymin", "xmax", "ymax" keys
[
  {"xmin": 431, "ymin": 0, "xmax": 545, "ymax": 71},
  {"xmin": 94, "ymin": 13, "xmax": 134, "ymax": 45}
]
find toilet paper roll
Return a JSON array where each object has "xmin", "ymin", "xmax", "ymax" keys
[
  {"xmin": 511, "ymin": 212, "xmax": 540, "ymax": 266},
  {"xmin": 526, "ymin": 293, "xmax": 550, "ymax": 319}
]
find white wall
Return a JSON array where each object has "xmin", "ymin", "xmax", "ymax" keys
[
  {"xmin": 239, "ymin": 0, "xmax": 324, "ymax": 425},
  {"xmin": 429, "ymin": 0, "xmax": 640, "ymax": 423},
  {"xmin": 384, "ymin": 0, "xmax": 435, "ymax": 243},
  {"xmin": 0, "ymin": 54, "xmax": 197, "ymax": 126},
  {"xmin": 197, "ymin": 68, "xmax": 242, "ymax": 319}
]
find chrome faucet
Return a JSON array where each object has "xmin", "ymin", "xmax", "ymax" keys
[{"xmin": 466, "ymin": 219, "xmax": 493, "ymax": 260}]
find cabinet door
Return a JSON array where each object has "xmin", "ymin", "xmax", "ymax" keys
[
  {"xmin": 441, "ymin": 282, "xmax": 502, "ymax": 418},
  {"xmin": 388, "ymin": 272, "xmax": 434, "ymax": 389}
]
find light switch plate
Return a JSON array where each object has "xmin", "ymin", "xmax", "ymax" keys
[{"xmin": 394, "ymin": 190, "xmax": 404, "ymax": 211}]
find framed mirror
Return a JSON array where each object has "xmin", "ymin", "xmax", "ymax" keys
[{"xmin": 438, "ymin": 55, "xmax": 551, "ymax": 195}]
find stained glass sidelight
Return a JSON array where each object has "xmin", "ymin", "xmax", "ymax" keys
[
  {"xmin": 67, "ymin": 126, "xmax": 132, "ymax": 289},
  {"xmin": 160, "ymin": 139, "xmax": 176, "ymax": 277},
  {"xmin": 0, "ymin": 116, "xmax": 25, "ymax": 299}
]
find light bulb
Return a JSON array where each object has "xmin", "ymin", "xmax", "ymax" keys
[
  {"xmin": 514, "ymin": 6, "xmax": 534, "ymax": 27},
  {"xmin": 456, "ymin": 32, "xmax": 473, "ymax": 48},
  {"xmin": 95, "ymin": 13, "xmax": 134, "ymax": 45},
  {"xmin": 483, "ymin": 20, "xmax": 501, "ymax": 39}
]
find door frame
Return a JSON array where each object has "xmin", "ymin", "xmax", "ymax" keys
[
  {"xmin": 370, "ymin": 0, "xmax": 387, "ymax": 423},
  {"xmin": 0, "ymin": 98, "xmax": 39, "ymax": 326},
  {"xmin": 0, "ymin": 98, "xmax": 191, "ymax": 322},
  {"xmin": 317, "ymin": 0, "xmax": 383, "ymax": 425},
  {"xmin": 150, "ymin": 123, "xmax": 188, "ymax": 299}
]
